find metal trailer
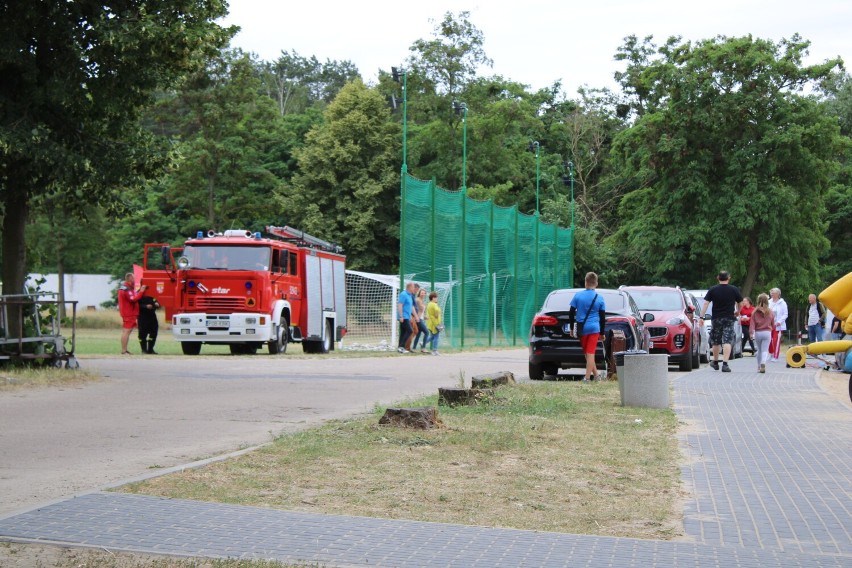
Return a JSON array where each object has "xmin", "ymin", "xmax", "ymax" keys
[{"xmin": 0, "ymin": 293, "xmax": 80, "ymax": 368}]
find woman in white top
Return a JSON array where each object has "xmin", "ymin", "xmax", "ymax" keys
[{"xmin": 768, "ymin": 287, "xmax": 788, "ymax": 361}]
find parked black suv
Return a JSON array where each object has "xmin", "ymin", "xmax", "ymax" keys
[{"xmin": 528, "ymin": 288, "xmax": 649, "ymax": 380}]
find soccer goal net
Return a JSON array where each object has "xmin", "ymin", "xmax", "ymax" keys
[{"xmin": 343, "ymin": 270, "xmax": 452, "ymax": 351}]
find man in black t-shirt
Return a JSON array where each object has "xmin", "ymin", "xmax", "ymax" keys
[{"xmin": 701, "ymin": 271, "xmax": 743, "ymax": 372}]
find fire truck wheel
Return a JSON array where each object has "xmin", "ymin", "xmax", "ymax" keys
[
  {"xmin": 181, "ymin": 342, "xmax": 202, "ymax": 356},
  {"xmin": 268, "ymin": 317, "xmax": 288, "ymax": 355}
]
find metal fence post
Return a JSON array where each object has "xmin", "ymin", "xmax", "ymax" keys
[
  {"xmin": 513, "ymin": 208, "xmax": 519, "ymax": 346},
  {"xmin": 431, "ymin": 177, "xmax": 437, "ymax": 292},
  {"xmin": 488, "ymin": 200, "xmax": 495, "ymax": 346}
]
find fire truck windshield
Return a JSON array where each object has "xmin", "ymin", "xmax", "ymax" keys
[{"xmin": 182, "ymin": 245, "xmax": 271, "ymax": 271}]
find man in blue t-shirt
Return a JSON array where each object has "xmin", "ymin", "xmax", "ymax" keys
[
  {"xmin": 397, "ymin": 282, "xmax": 415, "ymax": 353},
  {"xmin": 569, "ymin": 272, "xmax": 606, "ymax": 381}
]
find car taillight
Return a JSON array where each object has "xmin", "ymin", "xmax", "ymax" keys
[{"xmin": 532, "ymin": 314, "xmax": 558, "ymax": 326}]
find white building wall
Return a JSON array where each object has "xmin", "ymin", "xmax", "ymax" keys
[{"xmin": 26, "ymin": 274, "xmax": 117, "ymax": 310}]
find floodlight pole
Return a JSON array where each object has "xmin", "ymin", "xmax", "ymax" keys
[
  {"xmin": 393, "ymin": 67, "xmax": 408, "ymax": 292},
  {"xmin": 568, "ymin": 161, "xmax": 575, "ymax": 230},
  {"xmin": 532, "ymin": 141, "xmax": 541, "ymax": 215},
  {"xmin": 453, "ymin": 100, "xmax": 469, "ymax": 348}
]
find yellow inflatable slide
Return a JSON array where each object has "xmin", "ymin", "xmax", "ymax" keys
[
  {"xmin": 819, "ymin": 271, "xmax": 852, "ymax": 319},
  {"xmin": 786, "ymin": 340, "xmax": 852, "ymax": 368},
  {"xmin": 785, "ymin": 271, "xmax": 852, "ymax": 368}
]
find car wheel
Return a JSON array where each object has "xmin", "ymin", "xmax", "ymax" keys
[
  {"xmin": 692, "ymin": 342, "xmax": 701, "ymax": 368},
  {"xmin": 529, "ymin": 362, "xmax": 544, "ymax": 381},
  {"xmin": 679, "ymin": 343, "xmax": 694, "ymax": 372}
]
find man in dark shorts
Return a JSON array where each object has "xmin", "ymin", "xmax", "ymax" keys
[{"xmin": 701, "ymin": 271, "xmax": 743, "ymax": 372}]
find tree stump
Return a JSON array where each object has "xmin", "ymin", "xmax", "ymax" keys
[
  {"xmin": 470, "ymin": 371, "xmax": 516, "ymax": 389},
  {"xmin": 378, "ymin": 407, "xmax": 441, "ymax": 429},
  {"xmin": 438, "ymin": 387, "xmax": 494, "ymax": 407}
]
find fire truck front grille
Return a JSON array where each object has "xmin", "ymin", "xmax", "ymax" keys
[{"xmin": 196, "ymin": 297, "xmax": 245, "ymax": 311}]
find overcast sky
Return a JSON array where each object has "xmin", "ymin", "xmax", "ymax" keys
[{"xmin": 221, "ymin": 0, "xmax": 850, "ymax": 95}]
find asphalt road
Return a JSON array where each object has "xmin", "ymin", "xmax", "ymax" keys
[{"xmin": 0, "ymin": 349, "xmax": 529, "ymax": 517}]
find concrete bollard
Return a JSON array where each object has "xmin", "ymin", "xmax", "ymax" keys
[{"xmin": 616, "ymin": 352, "xmax": 669, "ymax": 409}]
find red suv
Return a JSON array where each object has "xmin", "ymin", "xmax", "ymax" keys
[{"xmin": 620, "ymin": 286, "xmax": 701, "ymax": 372}]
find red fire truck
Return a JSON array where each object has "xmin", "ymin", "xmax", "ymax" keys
[{"xmin": 141, "ymin": 226, "xmax": 347, "ymax": 355}]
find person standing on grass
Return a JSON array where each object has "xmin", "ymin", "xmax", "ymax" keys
[
  {"xmin": 426, "ymin": 291, "xmax": 443, "ymax": 355},
  {"xmin": 768, "ymin": 288, "xmax": 788, "ymax": 362},
  {"xmin": 397, "ymin": 282, "xmax": 415, "ymax": 353},
  {"xmin": 702, "ymin": 271, "xmax": 743, "ymax": 373},
  {"xmin": 137, "ymin": 295, "xmax": 160, "ymax": 354},
  {"xmin": 118, "ymin": 272, "xmax": 146, "ymax": 355},
  {"xmin": 569, "ymin": 271, "xmax": 606, "ymax": 382},
  {"xmin": 804, "ymin": 294, "xmax": 825, "ymax": 343},
  {"xmin": 749, "ymin": 293, "xmax": 775, "ymax": 374}
]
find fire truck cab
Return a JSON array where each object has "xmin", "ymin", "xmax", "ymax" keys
[{"xmin": 142, "ymin": 227, "xmax": 346, "ymax": 356}]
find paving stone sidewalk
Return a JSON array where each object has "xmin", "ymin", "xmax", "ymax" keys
[
  {"xmin": 676, "ymin": 361, "xmax": 851, "ymax": 556},
  {"xmin": 0, "ymin": 361, "xmax": 849, "ymax": 567}
]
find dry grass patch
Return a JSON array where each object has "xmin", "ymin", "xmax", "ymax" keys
[
  {"xmin": 0, "ymin": 366, "xmax": 99, "ymax": 391},
  {"xmin": 124, "ymin": 381, "xmax": 682, "ymax": 539},
  {"xmin": 0, "ymin": 542, "xmax": 313, "ymax": 568}
]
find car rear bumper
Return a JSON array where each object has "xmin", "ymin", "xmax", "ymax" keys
[{"xmin": 529, "ymin": 340, "xmax": 606, "ymax": 367}]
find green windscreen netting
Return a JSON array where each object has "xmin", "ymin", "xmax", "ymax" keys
[{"xmin": 400, "ymin": 174, "xmax": 574, "ymax": 348}]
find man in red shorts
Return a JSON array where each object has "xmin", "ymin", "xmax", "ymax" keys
[
  {"xmin": 118, "ymin": 272, "xmax": 146, "ymax": 354},
  {"xmin": 569, "ymin": 272, "xmax": 606, "ymax": 381}
]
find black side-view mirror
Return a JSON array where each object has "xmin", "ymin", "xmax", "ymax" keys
[
  {"xmin": 161, "ymin": 245, "xmax": 171, "ymax": 268},
  {"xmin": 642, "ymin": 312, "xmax": 655, "ymax": 323}
]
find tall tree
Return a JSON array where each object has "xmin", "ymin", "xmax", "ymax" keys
[
  {"xmin": 153, "ymin": 49, "xmax": 285, "ymax": 231},
  {"xmin": 611, "ymin": 35, "xmax": 843, "ymax": 297},
  {"xmin": 276, "ymin": 80, "xmax": 400, "ymax": 272},
  {"xmin": 258, "ymin": 50, "xmax": 360, "ymax": 116},
  {"xmin": 0, "ymin": 1, "xmax": 232, "ymax": 300}
]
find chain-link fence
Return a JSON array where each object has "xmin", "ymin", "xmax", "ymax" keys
[{"xmin": 400, "ymin": 174, "xmax": 574, "ymax": 348}]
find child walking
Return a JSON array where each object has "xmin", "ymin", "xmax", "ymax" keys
[
  {"xmin": 749, "ymin": 293, "xmax": 775, "ymax": 374},
  {"xmin": 426, "ymin": 292, "xmax": 443, "ymax": 355}
]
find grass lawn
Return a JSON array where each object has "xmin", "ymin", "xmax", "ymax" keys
[
  {"xmin": 70, "ymin": 311, "xmax": 509, "ymax": 358},
  {"xmin": 123, "ymin": 381, "xmax": 682, "ymax": 540}
]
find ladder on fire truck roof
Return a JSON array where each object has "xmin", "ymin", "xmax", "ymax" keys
[{"xmin": 265, "ymin": 226, "xmax": 344, "ymax": 254}]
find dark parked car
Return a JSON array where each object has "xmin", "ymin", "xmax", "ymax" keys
[
  {"xmin": 620, "ymin": 285, "xmax": 701, "ymax": 372},
  {"xmin": 529, "ymin": 288, "xmax": 649, "ymax": 380}
]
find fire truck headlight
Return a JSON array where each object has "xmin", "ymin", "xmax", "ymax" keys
[
  {"xmin": 180, "ymin": 317, "xmax": 191, "ymax": 324},
  {"xmin": 246, "ymin": 329, "xmax": 256, "ymax": 335},
  {"xmin": 246, "ymin": 317, "xmax": 257, "ymax": 325},
  {"xmin": 180, "ymin": 329, "xmax": 190, "ymax": 335},
  {"xmin": 260, "ymin": 317, "xmax": 266, "ymax": 325}
]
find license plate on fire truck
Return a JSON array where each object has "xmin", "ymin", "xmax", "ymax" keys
[{"xmin": 206, "ymin": 319, "xmax": 230, "ymax": 328}]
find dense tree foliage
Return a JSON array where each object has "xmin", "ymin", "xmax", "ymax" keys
[
  {"xmin": 611, "ymin": 35, "xmax": 843, "ymax": 298},
  {"xmin": 276, "ymin": 80, "xmax": 401, "ymax": 272},
  {"xmin": 0, "ymin": 0, "xmax": 234, "ymax": 297},
  {"xmin": 2, "ymin": 8, "xmax": 848, "ymax": 305}
]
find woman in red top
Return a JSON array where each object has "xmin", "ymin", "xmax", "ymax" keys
[
  {"xmin": 739, "ymin": 297, "xmax": 756, "ymax": 355},
  {"xmin": 118, "ymin": 272, "xmax": 147, "ymax": 354}
]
